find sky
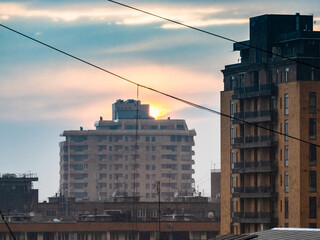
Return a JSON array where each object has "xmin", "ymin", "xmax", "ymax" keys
[{"xmin": 1, "ymin": 0, "xmax": 320, "ymax": 201}]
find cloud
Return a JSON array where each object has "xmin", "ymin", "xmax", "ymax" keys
[
  {"xmin": 162, "ymin": 18, "xmax": 248, "ymax": 29},
  {"xmin": 0, "ymin": 62, "xmax": 222, "ymax": 124},
  {"xmin": 0, "ymin": 1, "xmax": 249, "ymax": 28},
  {"xmin": 105, "ymin": 34, "xmax": 209, "ymax": 53}
]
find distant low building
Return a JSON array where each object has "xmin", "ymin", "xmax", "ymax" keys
[{"xmin": 0, "ymin": 173, "xmax": 38, "ymax": 213}]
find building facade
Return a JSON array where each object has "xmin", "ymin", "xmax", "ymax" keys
[
  {"xmin": 0, "ymin": 173, "xmax": 38, "ymax": 213},
  {"xmin": 211, "ymin": 169, "xmax": 221, "ymax": 199},
  {"xmin": 221, "ymin": 14, "xmax": 320, "ymax": 234},
  {"xmin": 60, "ymin": 100, "xmax": 196, "ymax": 202}
]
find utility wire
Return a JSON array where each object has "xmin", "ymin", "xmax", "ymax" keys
[
  {"xmin": 107, "ymin": 0, "xmax": 320, "ymax": 71},
  {"xmin": 0, "ymin": 210, "xmax": 16, "ymax": 240},
  {"xmin": 1, "ymin": 24, "xmax": 320, "ymax": 149}
]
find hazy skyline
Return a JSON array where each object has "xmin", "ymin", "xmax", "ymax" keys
[{"xmin": 1, "ymin": 0, "xmax": 320, "ymax": 200}]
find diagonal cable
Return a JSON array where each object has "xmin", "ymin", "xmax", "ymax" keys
[
  {"xmin": 0, "ymin": 23, "xmax": 320, "ymax": 149},
  {"xmin": 107, "ymin": 0, "xmax": 320, "ymax": 70}
]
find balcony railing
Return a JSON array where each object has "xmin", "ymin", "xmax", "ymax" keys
[
  {"xmin": 232, "ymin": 135, "xmax": 277, "ymax": 149},
  {"xmin": 232, "ymin": 211, "xmax": 275, "ymax": 223},
  {"xmin": 233, "ymin": 110, "xmax": 277, "ymax": 124},
  {"xmin": 232, "ymin": 83, "xmax": 277, "ymax": 99},
  {"xmin": 232, "ymin": 160, "xmax": 274, "ymax": 173},
  {"xmin": 233, "ymin": 211, "xmax": 273, "ymax": 219},
  {"xmin": 233, "ymin": 161, "xmax": 271, "ymax": 169},
  {"xmin": 233, "ymin": 186, "xmax": 274, "ymax": 194}
]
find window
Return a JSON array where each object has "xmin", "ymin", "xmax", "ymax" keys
[
  {"xmin": 285, "ymin": 171, "xmax": 289, "ymax": 193},
  {"xmin": 231, "ymin": 125, "xmax": 234, "ymax": 144},
  {"xmin": 285, "ymin": 68, "xmax": 289, "ymax": 82},
  {"xmin": 230, "ymin": 101, "xmax": 234, "ymax": 120},
  {"xmin": 230, "ymin": 150, "xmax": 234, "ymax": 169},
  {"xmin": 284, "ymin": 120, "xmax": 289, "ymax": 141},
  {"xmin": 177, "ymin": 124, "xmax": 185, "ymax": 130},
  {"xmin": 309, "ymin": 223, "xmax": 317, "ymax": 228},
  {"xmin": 146, "ymin": 136, "xmax": 150, "ymax": 142},
  {"xmin": 239, "ymin": 74, "xmax": 244, "ymax": 88},
  {"xmin": 284, "ymin": 146, "xmax": 289, "ymax": 167},
  {"xmin": 309, "ymin": 144, "xmax": 317, "ymax": 166},
  {"xmin": 285, "ymin": 197, "xmax": 289, "ymax": 219},
  {"xmin": 74, "ymin": 145, "xmax": 88, "ymax": 152},
  {"xmin": 230, "ymin": 174, "xmax": 234, "ymax": 193},
  {"xmin": 309, "ymin": 171, "xmax": 317, "ymax": 192},
  {"xmin": 309, "ymin": 92, "xmax": 316, "ymax": 114},
  {"xmin": 231, "ymin": 76, "xmax": 236, "ymax": 90},
  {"xmin": 309, "ymin": 118, "xmax": 316, "ymax": 140},
  {"xmin": 152, "ymin": 136, "xmax": 156, "ymax": 142},
  {"xmin": 284, "ymin": 93, "xmax": 289, "ymax": 115},
  {"xmin": 181, "ymin": 146, "xmax": 191, "ymax": 152},
  {"xmin": 309, "ymin": 197, "xmax": 317, "ymax": 219},
  {"xmin": 181, "ymin": 164, "xmax": 190, "ymax": 170}
]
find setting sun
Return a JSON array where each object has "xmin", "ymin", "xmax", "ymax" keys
[{"xmin": 149, "ymin": 105, "xmax": 167, "ymax": 119}]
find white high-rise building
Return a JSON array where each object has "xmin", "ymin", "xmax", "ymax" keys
[{"xmin": 60, "ymin": 99, "xmax": 196, "ymax": 202}]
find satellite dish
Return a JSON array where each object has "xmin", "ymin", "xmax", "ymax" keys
[
  {"xmin": 174, "ymin": 192, "xmax": 179, "ymax": 197},
  {"xmin": 208, "ymin": 212, "xmax": 214, "ymax": 219}
]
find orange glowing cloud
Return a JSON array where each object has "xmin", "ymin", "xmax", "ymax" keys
[{"xmin": 1, "ymin": 62, "xmax": 222, "ymax": 125}]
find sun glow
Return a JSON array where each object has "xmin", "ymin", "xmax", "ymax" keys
[{"xmin": 149, "ymin": 105, "xmax": 167, "ymax": 119}]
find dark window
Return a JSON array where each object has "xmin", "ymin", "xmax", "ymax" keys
[
  {"xmin": 230, "ymin": 150, "xmax": 234, "ymax": 169},
  {"xmin": 285, "ymin": 120, "xmax": 289, "ymax": 141},
  {"xmin": 284, "ymin": 93, "xmax": 289, "ymax": 115},
  {"xmin": 285, "ymin": 171, "xmax": 289, "ymax": 193},
  {"xmin": 230, "ymin": 174, "xmax": 234, "ymax": 193},
  {"xmin": 285, "ymin": 197, "xmax": 289, "ymax": 219},
  {"xmin": 230, "ymin": 101, "xmax": 234, "ymax": 120},
  {"xmin": 309, "ymin": 223, "xmax": 317, "ymax": 228},
  {"xmin": 231, "ymin": 76, "xmax": 236, "ymax": 90},
  {"xmin": 309, "ymin": 92, "xmax": 316, "ymax": 114},
  {"xmin": 230, "ymin": 125, "xmax": 234, "ymax": 144},
  {"xmin": 309, "ymin": 144, "xmax": 317, "ymax": 166},
  {"xmin": 309, "ymin": 118, "xmax": 316, "ymax": 140},
  {"xmin": 284, "ymin": 145, "xmax": 289, "ymax": 167},
  {"xmin": 309, "ymin": 171, "xmax": 317, "ymax": 193},
  {"xmin": 309, "ymin": 197, "xmax": 317, "ymax": 219},
  {"xmin": 285, "ymin": 68, "xmax": 289, "ymax": 82}
]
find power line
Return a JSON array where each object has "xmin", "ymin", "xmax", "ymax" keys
[
  {"xmin": 107, "ymin": 0, "xmax": 320, "ymax": 71},
  {"xmin": 0, "ymin": 211, "xmax": 16, "ymax": 240},
  {"xmin": 1, "ymin": 23, "xmax": 320, "ymax": 149}
]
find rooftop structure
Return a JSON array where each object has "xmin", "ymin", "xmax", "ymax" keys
[{"xmin": 0, "ymin": 173, "xmax": 38, "ymax": 213}]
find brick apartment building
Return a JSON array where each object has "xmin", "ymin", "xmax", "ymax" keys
[{"xmin": 221, "ymin": 14, "xmax": 320, "ymax": 234}]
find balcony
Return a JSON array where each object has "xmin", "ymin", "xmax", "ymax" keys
[
  {"xmin": 232, "ymin": 135, "xmax": 277, "ymax": 149},
  {"xmin": 232, "ymin": 161, "xmax": 274, "ymax": 173},
  {"xmin": 232, "ymin": 109, "xmax": 277, "ymax": 124},
  {"xmin": 232, "ymin": 83, "xmax": 277, "ymax": 99},
  {"xmin": 232, "ymin": 186, "xmax": 275, "ymax": 198},
  {"xmin": 232, "ymin": 211, "xmax": 274, "ymax": 224}
]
